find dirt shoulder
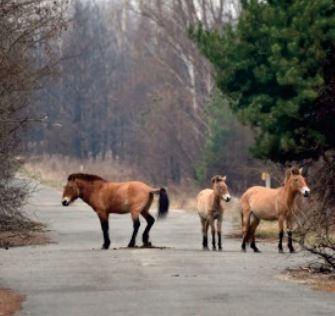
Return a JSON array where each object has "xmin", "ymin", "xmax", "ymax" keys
[
  {"xmin": 279, "ymin": 267, "xmax": 335, "ymax": 292},
  {"xmin": 0, "ymin": 231, "xmax": 50, "ymax": 249},
  {"xmin": 0, "ymin": 231, "xmax": 49, "ymax": 315},
  {"xmin": 0, "ymin": 289, "xmax": 25, "ymax": 316}
]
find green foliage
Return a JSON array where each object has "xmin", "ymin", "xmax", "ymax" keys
[
  {"xmin": 193, "ymin": 0, "xmax": 335, "ymax": 162},
  {"xmin": 195, "ymin": 90, "xmax": 258, "ymax": 192},
  {"xmin": 195, "ymin": 92, "xmax": 234, "ymax": 182}
]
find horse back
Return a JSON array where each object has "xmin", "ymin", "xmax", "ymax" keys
[{"xmin": 100, "ymin": 181, "xmax": 155, "ymax": 214}]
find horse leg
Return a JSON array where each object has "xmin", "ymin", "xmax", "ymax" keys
[
  {"xmin": 249, "ymin": 215, "xmax": 261, "ymax": 253},
  {"xmin": 278, "ymin": 215, "xmax": 284, "ymax": 253},
  {"xmin": 209, "ymin": 218, "xmax": 216, "ymax": 251},
  {"xmin": 98, "ymin": 213, "xmax": 110, "ymax": 250},
  {"xmin": 241, "ymin": 210, "xmax": 250, "ymax": 252},
  {"xmin": 141, "ymin": 194, "xmax": 154, "ymax": 247},
  {"xmin": 216, "ymin": 216, "xmax": 223, "ymax": 251},
  {"xmin": 201, "ymin": 218, "xmax": 209, "ymax": 250},
  {"xmin": 128, "ymin": 212, "xmax": 141, "ymax": 248},
  {"xmin": 287, "ymin": 216, "xmax": 295, "ymax": 253},
  {"xmin": 141, "ymin": 211, "xmax": 155, "ymax": 247}
]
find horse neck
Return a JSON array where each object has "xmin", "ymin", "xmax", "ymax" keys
[
  {"xmin": 76, "ymin": 180, "xmax": 99, "ymax": 204},
  {"xmin": 212, "ymin": 190, "xmax": 221, "ymax": 209},
  {"xmin": 282, "ymin": 184, "xmax": 298, "ymax": 208}
]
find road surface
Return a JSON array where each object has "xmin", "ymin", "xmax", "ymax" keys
[{"xmin": 0, "ymin": 182, "xmax": 334, "ymax": 315}]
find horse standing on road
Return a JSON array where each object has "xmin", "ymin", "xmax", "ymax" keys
[
  {"xmin": 61, "ymin": 173, "xmax": 169, "ymax": 249},
  {"xmin": 240, "ymin": 168, "xmax": 310, "ymax": 253},
  {"xmin": 197, "ymin": 175, "xmax": 231, "ymax": 250}
]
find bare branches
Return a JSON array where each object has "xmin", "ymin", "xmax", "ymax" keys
[
  {"xmin": 294, "ymin": 155, "xmax": 335, "ymax": 271},
  {"xmin": 303, "ymin": 240, "xmax": 335, "ymax": 271},
  {"xmin": 0, "ymin": 0, "xmax": 68, "ymax": 233}
]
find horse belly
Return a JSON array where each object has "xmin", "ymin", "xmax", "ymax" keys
[
  {"xmin": 197, "ymin": 198, "xmax": 209, "ymax": 219},
  {"xmin": 250, "ymin": 199, "xmax": 277, "ymax": 220},
  {"xmin": 107, "ymin": 199, "xmax": 130, "ymax": 214},
  {"xmin": 197, "ymin": 189, "xmax": 213, "ymax": 220}
]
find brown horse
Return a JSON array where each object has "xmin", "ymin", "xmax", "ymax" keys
[
  {"xmin": 197, "ymin": 175, "xmax": 231, "ymax": 250},
  {"xmin": 240, "ymin": 168, "xmax": 310, "ymax": 253},
  {"xmin": 61, "ymin": 173, "xmax": 169, "ymax": 249}
]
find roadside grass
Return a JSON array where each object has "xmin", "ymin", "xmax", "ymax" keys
[
  {"xmin": 21, "ymin": 166, "xmax": 63, "ymax": 190},
  {"xmin": 20, "ymin": 154, "xmax": 140, "ymax": 191},
  {"xmin": 280, "ymin": 267, "xmax": 335, "ymax": 293},
  {"xmin": 20, "ymin": 154, "xmax": 202, "ymax": 210}
]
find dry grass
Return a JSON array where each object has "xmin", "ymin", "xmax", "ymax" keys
[
  {"xmin": 280, "ymin": 267, "xmax": 335, "ymax": 292},
  {"xmin": 255, "ymin": 221, "xmax": 278, "ymax": 239},
  {"xmin": 22, "ymin": 154, "xmax": 203, "ymax": 210},
  {"xmin": 166, "ymin": 180, "xmax": 201, "ymax": 210},
  {"xmin": 0, "ymin": 231, "xmax": 50, "ymax": 249},
  {"xmin": 22, "ymin": 154, "xmax": 140, "ymax": 190}
]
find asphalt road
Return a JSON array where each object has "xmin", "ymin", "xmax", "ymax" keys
[{"xmin": 0, "ymin": 182, "xmax": 334, "ymax": 316}]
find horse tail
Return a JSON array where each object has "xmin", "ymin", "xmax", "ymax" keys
[{"xmin": 157, "ymin": 188, "xmax": 169, "ymax": 218}]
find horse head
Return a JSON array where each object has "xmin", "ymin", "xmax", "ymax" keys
[
  {"xmin": 211, "ymin": 175, "xmax": 231, "ymax": 202},
  {"xmin": 285, "ymin": 167, "xmax": 310, "ymax": 197},
  {"xmin": 62, "ymin": 180, "xmax": 80, "ymax": 206}
]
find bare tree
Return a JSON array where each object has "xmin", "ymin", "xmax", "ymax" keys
[
  {"xmin": 0, "ymin": 0, "xmax": 67, "ymax": 233},
  {"xmin": 24, "ymin": 1, "xmax": 258, "ymax": 189}
]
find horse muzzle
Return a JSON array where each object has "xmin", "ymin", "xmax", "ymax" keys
[
  {"xmin": 301, "ymin": 187, "xmax": 310, "ymax": 198},
  {"xmin": 223, "ymin": 194, "xmax": 231, "ymax": 202},
  {"xmin": 303, "ymin": 191, "xmax": 310, "ymax": 198},
  {"xmin": 62, "ymin": 199, "xmax": 70, "ymax": 206}
]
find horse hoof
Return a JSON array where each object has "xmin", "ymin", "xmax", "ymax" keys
[
  {"xmin": 101, "ymin": 244, "xmax": 110, "ymax": 250},
  {"xmin": 289, "ymin": 248, "xmax": 295, "ymax": 253},
  {"xmin": 203, "ymin": 247, "xmax": 209, "ymax": 251},
  {"xmin": 254, "ymin": 249, "xmax": 261, "ymax": 253},
  {"xmin": 212, "ymin": 247, "xmax": 217, "ymax": 251},
  {"xmin": 128, "ymin": 243, "xmax": 136, "ymax": 248},
  {"xmin": 218, "ymin": 247, "xmax": 223, "ymax": 251},
  {"xmin": 142, "ymin": 242, "xmax": 152, "ymax": 248},
  {"xmin": 278, "ymin": 249, "xmax": 284, "ymax": 253}
]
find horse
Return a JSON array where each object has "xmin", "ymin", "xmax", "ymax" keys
[
  {"xmin": 197, "ymin": 175, "xmax": 231, "ymax": 250},
  {"xmin": 240, "ymin": 167, "xmax": 310, "ymax": 253},
  {"xmin": 61, "ymin": 173, "xmax": 169, "ymax": 249}
]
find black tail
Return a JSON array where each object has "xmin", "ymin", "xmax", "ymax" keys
[{"xmin": 158, "ymin": 188, "xmax": 169, "ymax": 218}]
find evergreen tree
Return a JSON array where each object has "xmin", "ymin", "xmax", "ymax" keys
[{"xmin": 193, "ymin": 0, "xmax": 335, "ymax": 162}]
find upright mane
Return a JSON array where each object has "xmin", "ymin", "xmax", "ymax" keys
[
  {"xmin": 68, "ymin": 173, "xmax": 106, "ymax": 182},
  {"xmin": 283, "ymin": 167, "xmax": 301, "ymax": 185}
]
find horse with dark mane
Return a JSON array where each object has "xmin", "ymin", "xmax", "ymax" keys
[{"xmin": 61, "ymin": 173, "xmax": 169, "ymax": 249}]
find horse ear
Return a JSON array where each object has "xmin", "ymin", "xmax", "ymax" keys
[
  {"xmin": 283, "ymin": 169, "xmax": 292, "ymax": 184},
  {"xmin": 223, "ymin": 176, "xmax": 227, "ymax": 181},
  {"xmin": 211, "ymin": 175, "xmax": 222, "ymax": 186},
  {"xmin": 299, "ymin": 167, "xmax": 303, "ymax": 175},
  {"xmin": 211, "ymin": 176, "xmax": 217, "ymax": 186}
]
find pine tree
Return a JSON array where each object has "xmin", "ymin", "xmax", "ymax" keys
[{"xmin": 193, "ymin": 0, "xmax": 335, "ymax": 162}]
